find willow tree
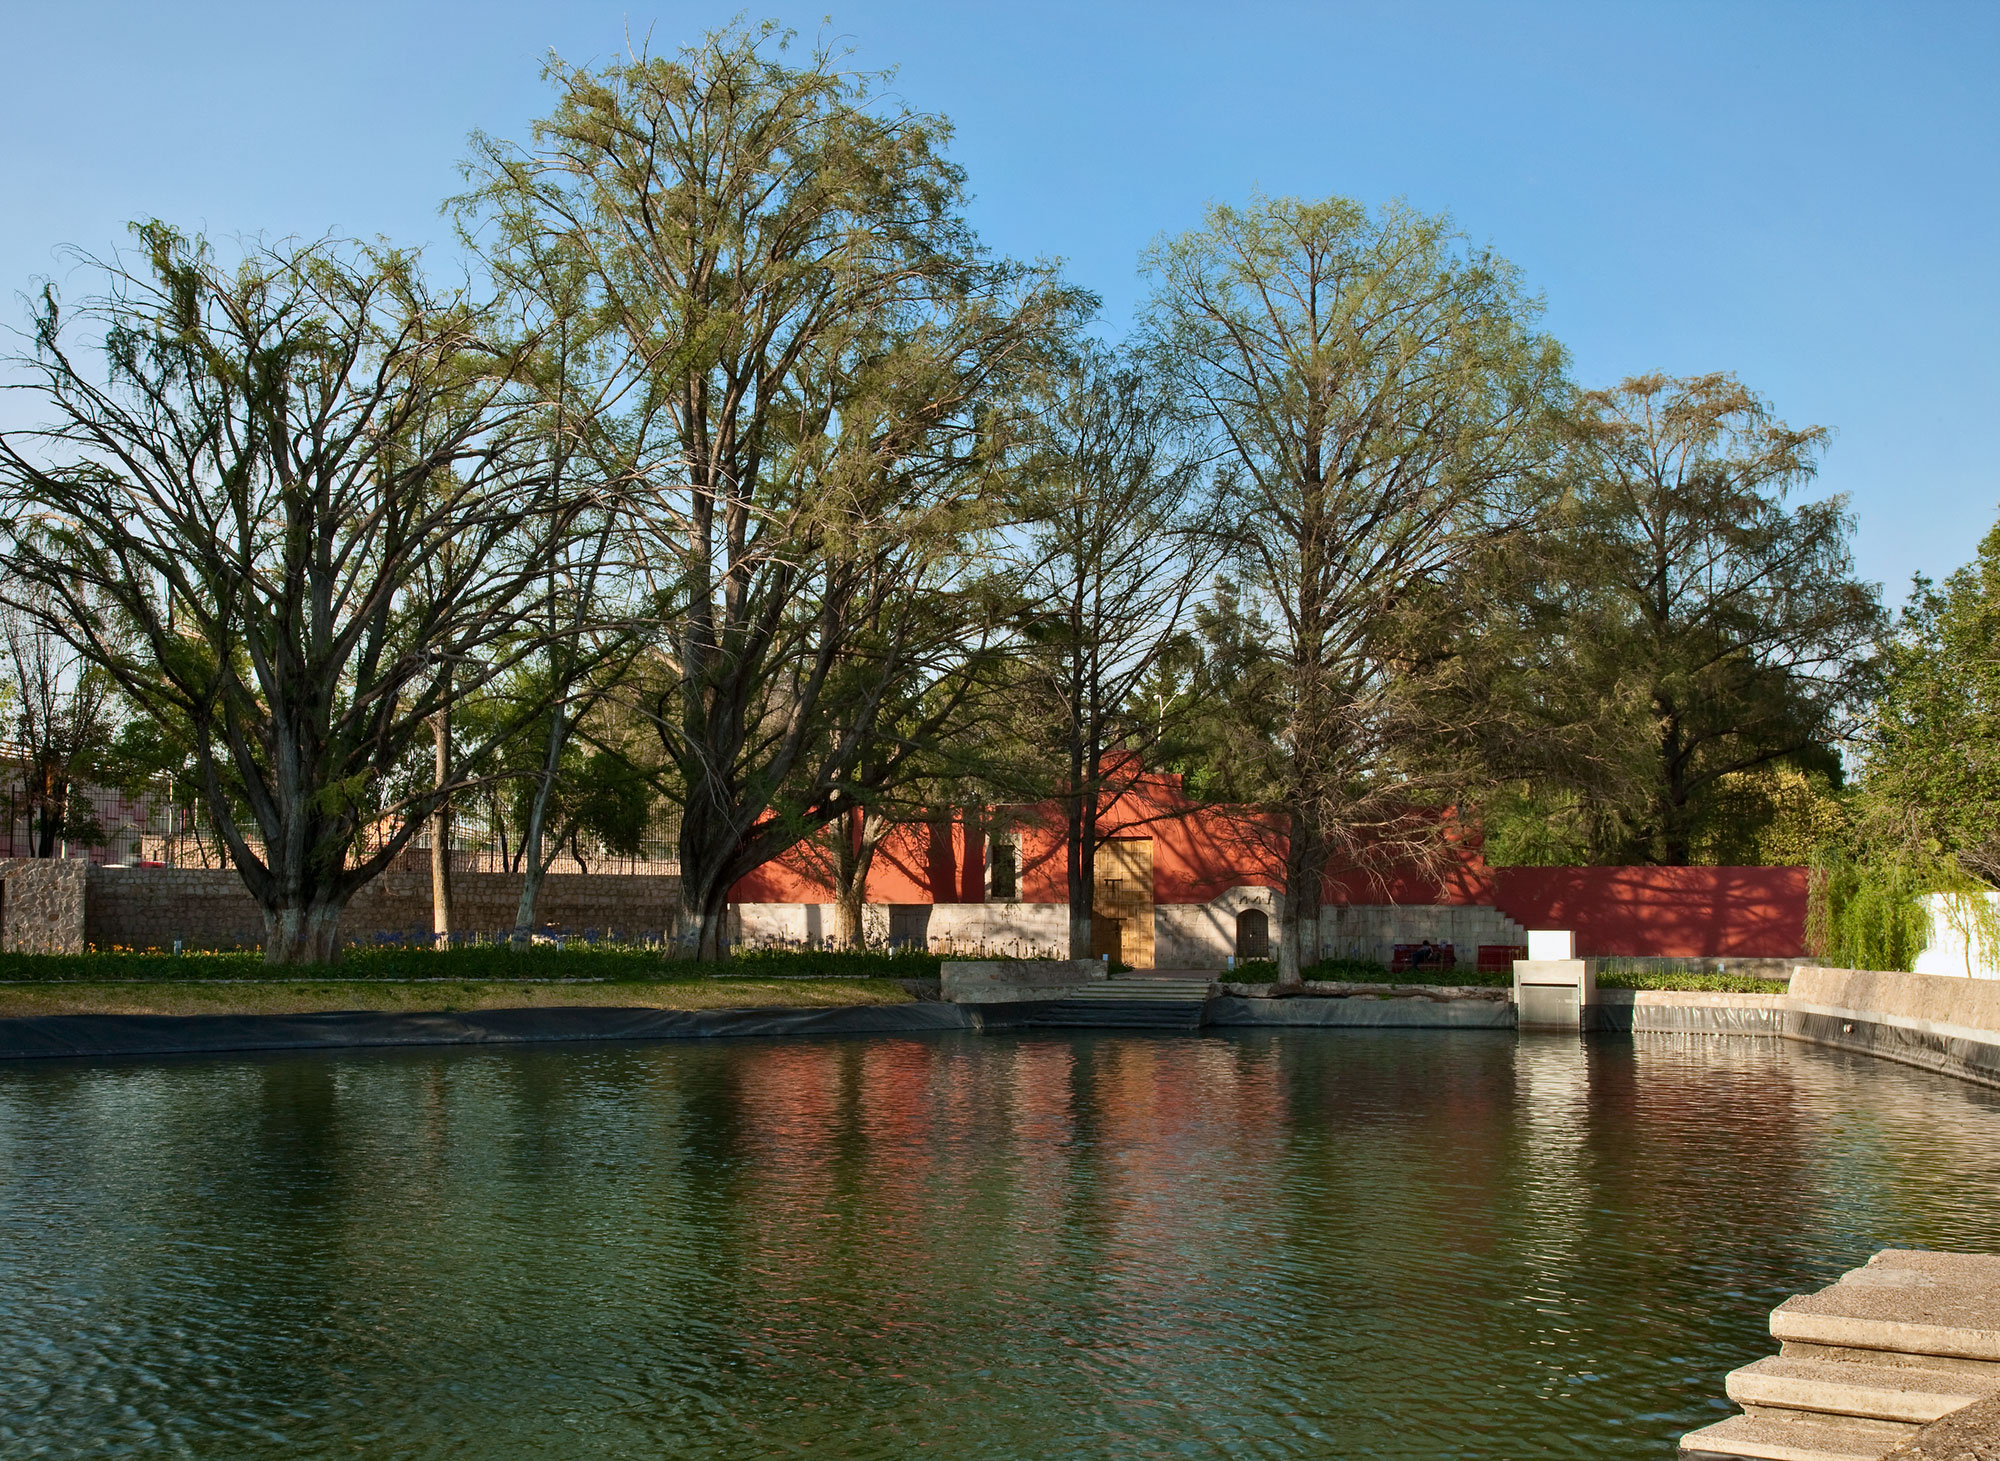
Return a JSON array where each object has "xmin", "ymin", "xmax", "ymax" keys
[
  {"xmin": 1142, "ymin": 194, "xmax": 1566, "ymax": 982},
  {"xmin": 460, "ymin": 23, "xmax": 1082, "ymax": 957},
  {"xmin": 0, "ymin": 227, "xmax": 586, "ymax": 963}
]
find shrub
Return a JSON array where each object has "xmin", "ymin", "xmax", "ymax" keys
[{"xmin": 0, "ymin": 944, "xmax": 944, "ymax": 984}]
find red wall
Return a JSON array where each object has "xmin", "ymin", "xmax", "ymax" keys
[
  {"xmin": 1491, "ymin": 866, "xmax": 1808, "ymax": 958},
  {"xmin": 731, "ymin": 818, "xmax": 983, "ymax": 905},
  {"xmin": 727, "ymin": 776, "xmax": 1810, "ymax": 960}
]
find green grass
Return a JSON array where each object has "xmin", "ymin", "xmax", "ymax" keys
[
  {"xmin": 0, "ymin": 977, "xmax": 916, "ymax": 1018},
  {"xmin": 0, "ymin": 944, "xmax": 944, "ymax": 984}
]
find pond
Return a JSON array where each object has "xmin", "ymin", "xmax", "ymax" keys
[{"xmin": 3, "ymin": 1029, "xmax": 2000, "ymax": 1458}]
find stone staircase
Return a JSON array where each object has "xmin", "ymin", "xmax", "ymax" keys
[
  {"xmin": 1021, "ymin": 978, "xmax": 1212, "ymax": 1031},
  {"xmin": 1683, "ymin": 1250, "xmax": 2000, "ymax": 1460}
]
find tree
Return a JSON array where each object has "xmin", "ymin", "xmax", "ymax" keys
[
  {"xmin": 1861, "ymin": 512, "xmax": 2000, "ymax": 885},
  {"xmin": 1142, "ymin": 193, "xmax": 1566, "ymax": 981},
  {"xmin": 1, "ymin": 590, "xmax": 112, "ymax": 857},
  {"xmin": 1506, "ymin": 373, "xmax": 1882, "ymax": 865},
  {"xmin": 1007, "ymin": 349, "xmax": 1217, "ymax": 959},
  {"xmin": 0, "ymin": 227, "xmax": 588, "ymax": 962},
  {"xmin": 459, "ymin": 23, "xmax": 1082, "ymax": 957}
]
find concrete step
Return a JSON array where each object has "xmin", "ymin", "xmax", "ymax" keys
[
  {"xmin": 1061, "ymin": 981, "xmax": 1211, "ymax": 1002},
  {"xmin": 1680, "ymin": 1410, "xmax": 1919, "ymax": 1460},
  {"xmin": 1726, "ymin": 1354, "xmax": 1997, "ymax": 1424},
  {"xmin": 1780, "ymin": 1340, "xmax": 2000, "ymax": 1380},
  {"xmin": 1024, "ymin": 1000, "xmax": 1205, "ymax": 1030},
  {"xmin": 1772, "ymin": 1251, "xmax": 2000, "ymax": 1363}
]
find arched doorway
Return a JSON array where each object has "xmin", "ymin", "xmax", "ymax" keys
[{"xmin": 1235, "ymin": 908, "xmax": 1270, "ymax": 961}]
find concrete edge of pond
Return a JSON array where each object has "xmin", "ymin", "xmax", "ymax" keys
[
  {"xmin": 1785, "ymin": 1007, "xmax": 2000, "ymax": 1091},
  {"xmin": 1206, "ymin": 994, "xmax": 1516, "ymax": 1028},
  {"xmin": 0, "ymin": 1001, "xmax": 978, "ymax": 1062}
]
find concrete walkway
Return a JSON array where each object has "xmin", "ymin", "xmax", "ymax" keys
[{"xmin": 1683, "ymin": 1250, "xmax": 2000, "ymax": 1460}]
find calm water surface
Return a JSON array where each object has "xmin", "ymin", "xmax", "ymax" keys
[{"xmin": 4, "ymin": 1029, "xmax": 2000, "ymax": 1458}]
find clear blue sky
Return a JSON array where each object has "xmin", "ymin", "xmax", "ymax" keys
[{"xmin": 4, "ymin": 1, "xmax": 1995, "ymax": 597}]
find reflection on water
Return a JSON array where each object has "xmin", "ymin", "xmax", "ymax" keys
[{"xmin": 3, "ymin": 1031, "xmax": 1999, "ymax": 1458}]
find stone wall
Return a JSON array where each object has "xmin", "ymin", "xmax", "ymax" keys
[
  {"xmin": 85, "ymin": 866, "xmax": 683, "ymax": 950},
  {"xmin": 0, "ymin": 859, "xmax": 88, "ymax": 954},
  {"xmin": 1315, "ymin": 903, "xmax": 1531, "ymax": 969},
  {"xmin": 1784, "ymin": 964, "xmax": 2000, "ymax": 1087},
  {"xmin": 731, "ymin": 901, "xmax": 1070, "ymax": 957},
  {"xmin": 939, "ymin": 959, "xmax": 1105, "ymax": 1003},
  {"xmin": 731, "ymin": 895, "xmax": 1533, "ymax": 968}
]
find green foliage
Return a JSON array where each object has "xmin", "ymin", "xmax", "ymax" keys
[
  {"xmin": 1456, "ymin": 374, "xmax": 1880, "ymax": 867},
  {"xmin": 2, "ymin": 945, "xmax": 945, "ymax": 984},
  {"xmin": 1590, "ymin": 968, "xmax": 1790, "ymax": 993},
  {"xmin": 1864, "ymin": 515, "xmax": 2000, "ymax": 886},
  {"xmin": 1806, "ymin": 847, "xmax": 1932, "ymax": 972}
]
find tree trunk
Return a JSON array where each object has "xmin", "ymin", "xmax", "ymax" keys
[
  {"xmin": 831, "ymin": 807, "xmax": 893, "ymax": 951},
  {"xmin": 1065, "ymin": 800, "xmax": 1098, "ymax": 963},
  {"xmin": 430, "ymin": 706, "xmax": 453, "ymax": 948},
  {"xmin": 262, "ymin": 900, "xmax": 345, "ymax": 966},
  {"xmin": 1277, "ymin": 817, "xmax": 1323, "ymax": 987},
  {"xmin": 510, "ymin": 707, "xmax": 567, "ymax": 952},
  {"xmin": 676, "ymin": 773, "xmax": 741, "ymax": 961},
  {"xmin": 832, "ymin": 809, "xmax": 864, "ymax": 950},
  {"xmin": 33, "ymin": 767, "xmax": 63, "ymax": 858},
  {"xmin": 683, "ymin": 878, "xmax": 731, "ymax": 961}
]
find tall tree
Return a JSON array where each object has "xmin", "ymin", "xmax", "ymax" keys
[
  {"xmin": 459, "ymin": 23, "xmax": 1081, "ymax": 957},
  {"xmin": 1864, "ymin": 511, "xmax": 2000, "ymax": 885},
  {"xmin": 1495, "ymin": 373, "xmax": 1882, "ymax": 865},
  {"xmin": 1, "ymin": 590, "xmax": 112, "ymax": 857},
  {"xmin": 0, "ymin": 227, "xmax": 588, "ymax": 962},
  {"xmin": 1008, "ymin": 349, "xmax": 1217, "ymax": 960},
  {"xmin": 1142, "ymin": 194, "xmax": 1566, "ymax": 981}
]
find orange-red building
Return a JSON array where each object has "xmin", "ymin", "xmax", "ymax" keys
[{"xmin": 730, "ymin": 767, "xmax": 1809, "ymax": 969}]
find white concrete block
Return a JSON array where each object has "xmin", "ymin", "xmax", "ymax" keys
[{"xmin": 1527, "ymin": 929, "xmax": 1574, "ymax": 961}]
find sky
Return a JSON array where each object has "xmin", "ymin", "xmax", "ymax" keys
[{"xmin": 2, "ymin": 0, "xmax": 1995, "ymax": 598}]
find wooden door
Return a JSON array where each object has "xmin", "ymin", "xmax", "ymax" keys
[{"xmin": 1093, "ymin": 839, "xmax": 1155, "ymax": 968}]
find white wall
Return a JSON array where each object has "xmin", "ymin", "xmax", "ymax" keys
[
  {"xmin": 733, "ymin": 891, "xmax": 1531, "ymax": 970},
  {"xmin": 1914, "ymin": 892, "xmax": 2000, "ymax": 979},
  {"xmin": 730, "ymin": 901, "xmax": 1069, "ymax": 958}
]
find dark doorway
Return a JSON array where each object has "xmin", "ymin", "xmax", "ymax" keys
[
  {"xmin": 1235, "ymin": 908, "xmax": 1270, "ymax": 960},
  {"xmin": 1090, "ymin": 916, "xmax": 1123, "ymax": 962},
  {"xmin": 888, "ymin": 904, "xmax": 932, "ymax": 951}
]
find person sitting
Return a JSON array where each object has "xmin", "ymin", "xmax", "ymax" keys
[{"xmin": 1411, "ymin": 939, "xmax": 1440, "ymax": 969}]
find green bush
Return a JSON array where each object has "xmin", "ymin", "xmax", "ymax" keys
[
  {"xmin": 1592, "ymin": 967, "xmax": 1789, "ymax": 993},
  {"xmin": 0, "ymin": 943, "xmax": 944, "ymax": 984},
  {"xmin": 1806, "ymin": 849, "xmax": 1932, "ymax": 973}
]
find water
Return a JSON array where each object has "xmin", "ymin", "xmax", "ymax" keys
[{"xmin": 3, "ymin": 1030, "xmax": 2000, "ymax": 1458}]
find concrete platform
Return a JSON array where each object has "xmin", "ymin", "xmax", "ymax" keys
[
  {"xmin": 1683, "ymin": 1411, "xmax": 1919, "ymax": 1461},
  {"xmin": 1684, "ymin": 1251, "xmax": 2000, "ymax": 1459},
  {"xmin": 1727, "ymin": 1355, "xmax": 1996, "ymax": 1424},
  {"xmin": 1774, "ymin": 1253, "xmax": 2000, "ymax": 1363}
]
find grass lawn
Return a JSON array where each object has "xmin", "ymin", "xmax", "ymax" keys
[{"xmin": 0, "ymin": 977, "xmax": 917, "ymax": 1019}]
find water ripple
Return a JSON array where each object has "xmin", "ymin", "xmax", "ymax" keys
[{"xmin": 2, "ymin": 1030, "xmax": 1999, "ymax": 1457}]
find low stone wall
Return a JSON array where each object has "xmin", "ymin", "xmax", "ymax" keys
[
  {"xmin": 0, "ymin": 860, "xmax": 87, "ymax": 954},
  {"xmin": 1592, "ymin": 989, "xmax": 1790, "ymax": 1035},
  {"xmin": 731, "ymin": 901, "xmax": 1070, "ymax": 957},
  {"xmin": 85, "ymin": 866, "xmax": 684, "ymax": 950},
  {"xmin": 1207, "ymin": 994, "xmax": 1514, "ymax": 1029},
  {"xmin": 940, "ymin": 959, "xmax": 1105, "ymax": 1004},
  {"xmin": 1784, "ymin": 965, "xmax": 2000, "ymax": 1088},
  {"xmin": 0, "ymin": 1001, "xmax": 976, "ymax": 1062}
]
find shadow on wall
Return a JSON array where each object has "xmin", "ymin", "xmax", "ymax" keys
[{"xmin": 1492, "ymin": 867, "xmax": 1808, "ymax": 958}]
